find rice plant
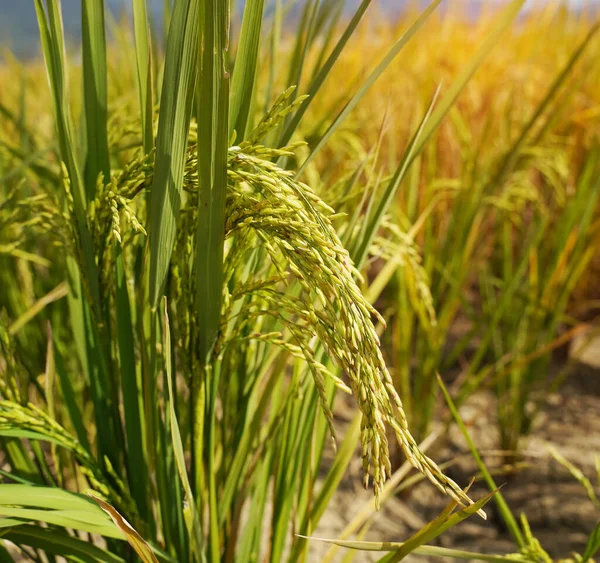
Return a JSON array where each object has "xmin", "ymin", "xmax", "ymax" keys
[
  {"xmin": 0, "ymin": 0, "xmax": 509, "ymax": 560},
  {"xmin": 1, "ymin": 0, "xmax": 599, "ymax": 561}
]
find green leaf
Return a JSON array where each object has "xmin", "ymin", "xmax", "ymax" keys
[
  {"xmin": 0, "ymin": 440, "xmax": 41, "ymax": 485},
  {"xmin": 194, "ymin": 0, "xmax": 230, "ymax": 359},
  {"xmin": 278, "ymin": 0, "xmax": 373, "ymax": 149},
  {"xmin": 437, "ymin": 375, "xmax": 525, "ymax": 548},
  {"xmin": 53, "ymin": 339, "xmax": 91, "ymax": 453},
  {"xmin": 34, "ymin": 0, "xmax": 118, "ymax": 469},
  {"xmin": 33, "ymin": 1, "xmax": 98, "ymax": 282},
  {"xmin": 115, "ymin": 247, "xmax": 148, "ymax": 519},
  {"xmin": 0, "ymin": 486, "xmax": 124, "ymax": 540},
  {"xmin": 0, "ymin": 507, "xmax": 120, "ymax": 538},
  {"xmin": 229, "ymin": 0, "xmax": 265, "ymax": 141},
  {"xmin": 0, "ymin": 518, "xmax": 28, "ymax": 529},
  {"xmin": 302, "ymin": 490, "xmax": 494, "ymax": 562},
  {"xmin": 2, "ymin": 526, "xmax": 126, "ymax": 563},
  {"xmin": 163, "ymin": 302, "xmax": 205, "ymax": 562},
  {"xmin": 290, "ymin": 414, "xmax": 361, "ymax": 561},
  {"xmin": 8, "ymin": 282, "xmax": 68, "ymax": 336},
  {"xmin": 489, "ymin": 21, "xmax": 600, "ymax": 188},
  {"xmin": 351, "ymin": 87, "xmax": 439, "ymax": 267},
  {"xmin": 582, "ymin": 522, "xmax": 600, "ymax": 563},
  {"xmin": 149, "ymin": 0, "xmax": 199, "ymax": 307},
  {"xmin": 0, "ymin": 542, "xmax": 13, "ymax": 563},
  {"xmin": 132, "ymin": 0, "xmax": 155, "ymax": 154},
  {"xmin": 192, "ymin": 7, "xmax": 230, "ymax": 559},
  {"xmin": 0, "ymin": 484, "xmax": 102, "ymax": 511},
  {"xmin": 81, "ymin": 0, "xmax": 110, "ymax": 199}
]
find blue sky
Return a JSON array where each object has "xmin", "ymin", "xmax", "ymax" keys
[{"xmin": 0, "ymin": 0, "xmax": 598, "ymax": 58}]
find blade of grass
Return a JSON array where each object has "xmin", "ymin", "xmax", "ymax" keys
[
  {"xmin": 163, "ymin": 0, "xmax": 173, "ymax": 45},
  {"xmin": 34, "ymin": 0, "xmax": 119, "ymax": 470},
  {"xmin": 277, "ymin": 0, "xmax": 372, "ymax": 149},
  {"xmin": 53, "ymin": 339, "xmax": 91, "ymax": 452},
  {"xmin": 582, "ymin": 523, "xmax": 600, "ymax": 563},
  {"xmin": 148, "ymin": 0, "xmax": 199, "ymax": 307},
  {"xmin": 229, "ymin": 0, "xmax": 265, "ymax": 141},
  {"xmin": 354, "ymin": 0, "xmax": 526, "ymax": 268},
  {"xmin": 295, "ymin": 0, "xmax": 442, "ymax": 177},
  {"xmin": 351, "ymin": 86, "xmax": 439, "ymax": 266},
  {"xmin": 303, "ymin": 491, "xmax": 493, "ymax": 562},
  {"xmin": 0, "ymin": 507, "xmax": 122, "ymax": 539},
  {"xmin": 309, "ymin": 0, "xmax": 343, "ymax": 81},
  {"xmin": 193, "ymin": 3, "xmax": 230, "ymax": 559},
  {"xmin": 289, "ymin": 414, "xmax": 361, "ymax": 562},
  {"xmin": 437, "ymin": 374, "xmax": 525, "ymax": 548},
  {"xmin": 133, "ymin": 0, "xmax": 155, "ymax": 154},
  {"xmin": 8, "ymin": 282, "xmax": 68, "ymax": 336},
  {"xmin": 0, "ymin": 436, "xmax": 44, "ymax": 485},
  {"xmin": 263, "ymin": 0, "xmax": 282, "ymax": 115},
  {"xmin": 284, "ymin": 0, "xmax": 319, "ymax": 101},
  {"xmin": 32, "ymin": 0, "xmax": 86, "ymax": 210},
  {"xmin": 0, "ymin": 540, "xmax": 16, "ymax": 562},
  {"xmin": 490, "ymin": 21, "xmax": 600, "ymax": 188},
  {"xmin": 81, "ymin": 0, "xmax": 110, "ymax": 198},
  {"xmin": 145, "ymin": 2, "xmax": 203, "ymax": 548},
  {"xmin": 115, "ymin": 246, "xmax": 148, "ymax": 520},
  {"xmin": 44, "ymin": 324, "xmax": 61, "ymax": 485},
  {"xmin": 3, "ymin": 527, "xmax": 126, "ymax": 563},
  {"xmin": 90, "ymin": 494, "xmax": 158, "ymax": 563},
  {"xmin": 164, "ymin": 301, "xmax": 205, "ymax": 563}
]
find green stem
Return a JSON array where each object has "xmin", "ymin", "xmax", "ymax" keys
[{"xmin": 207, "ymin": 362, "xmax": 222, "ymax": 562}]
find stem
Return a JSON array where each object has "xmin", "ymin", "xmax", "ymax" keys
[{"xmin": 207, "ymin": 362, "xmax": 222, "ymax": 562}]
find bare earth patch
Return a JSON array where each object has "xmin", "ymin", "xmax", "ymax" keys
[{"xmin": 310, "ymin": 348, "xmax": 600, "ymax": 562}]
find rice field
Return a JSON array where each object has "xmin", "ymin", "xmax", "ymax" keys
[{"xmin": 0, "ymin": 1, "xmax": 599, "ymax": 561}]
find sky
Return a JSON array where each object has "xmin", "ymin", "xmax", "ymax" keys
[{"xmin": 0, "ymin": 0, "xmax": 597, "ymax": 58}]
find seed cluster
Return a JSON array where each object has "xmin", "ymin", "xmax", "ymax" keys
[
  {"xmin": 215, "ymin": 133, "xmax": 472, "ymax": 507},
  {"xmin": 0, "ymin": 397, "xmax": 137, "ymax": 521}
]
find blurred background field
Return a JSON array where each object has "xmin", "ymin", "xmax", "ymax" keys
[{"xmin": 1, "ymin": 1, "xmax": 600, "ymax": 561}]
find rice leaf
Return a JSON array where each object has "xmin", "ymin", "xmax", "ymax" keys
[
  {"xmin": 8, "ymin": 282, "xmax": 68, "ymax": 336},
  {"xmin": 132, "ymin": 0, "xmax": 155, "ymax": 154},
  {"xmin": 229, "ymin": 0, "xmax": 265, "ymax": 141},
  {"xmin": 296, "ymin": 0, "xmax": 442, "ymax": 177},
  {"xmin": 194, "ymin": 0, "xmax": 230, "ymax": 359},
  {"xmin": 351, "ymin": 87, "xmax": 439, "ymax": 267},
  {"xmin": 581, "ymin": 522, "xmax": 600, "ymax": 563},
  {"xmin": 437, "ymin": 375, "xmax": 525, "ymax": 548},
  {"xmin": 2, "ymin": 526, "xmax": 126, "ymax": 563},
  {"xmin": 302, "ymin": 490, "xmax": 494, "ymax": 562},
  {"xmin": 82, "ymin": 0, "xmax": 110, "ymax": 199},
  {"xmin": 53, "ymin": 339, "xmax": 91, "ymax": 452},
  {"xmin": 278, "ymin": 0, "xmax": 373, "ymax": 149},
  {"xmin": 115, "ymin": 247, "xmax": 148, "ymax": 519},
  {"xmin": 489, "ymin": 21, "xmax": 600, "ymax": 188},
  {"xmin": 289, "ymin": 414, "xmax": 361, "ymax": 561},
  {"xmin": 0, "ymin": 485, "xmax": 122, "ymax": 539},
  {"xmin": 149, "ymin": 0, "xmax": 199, "ymax": 307},
  {"xmin": 163, "ymin": 301, "xmax": 205, "ymax": 563},
  {"xmin": 90, "ymin": 494, "xmax": 158, "ymax": 562},
  {"xmin": 34, "ymin": 0, "xmax": 117, "ymax": 467}
]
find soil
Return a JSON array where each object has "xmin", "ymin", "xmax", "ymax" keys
[{"xmin": 309, "ymin": 335, "xmax": 600, "ymax": 563}]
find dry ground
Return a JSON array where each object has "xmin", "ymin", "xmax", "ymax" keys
[{"xmin": 310, "ymin": 335, "xmax": 600, "ymax": 563}]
